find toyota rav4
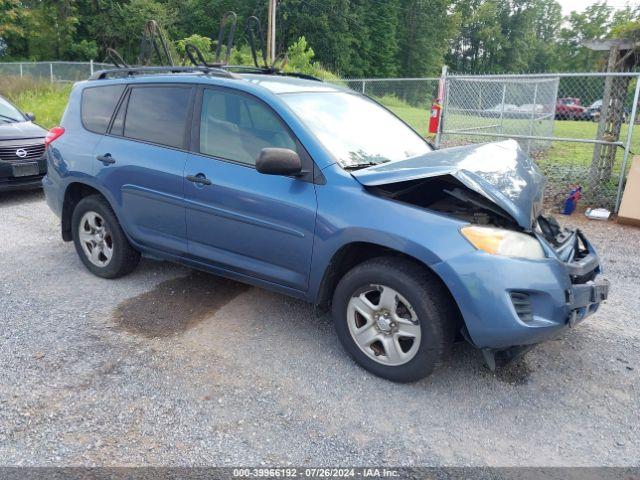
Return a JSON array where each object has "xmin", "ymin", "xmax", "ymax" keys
[{"xmin": 43, "ymin": 67, "xmax": 609, "ymax": 382}]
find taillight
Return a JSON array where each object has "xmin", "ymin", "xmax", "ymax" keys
[{"xmin": 45, "ymin": 126, "xmax": 65, "ymax": 148}]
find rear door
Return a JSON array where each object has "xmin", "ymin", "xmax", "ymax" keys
[
  {"xmin": 183, "ymin": 87, "xmax": 317, "ymax": 291},
  {"xmin": 94, "ymin": 84, "xmax": 194, "ymax": 254}
]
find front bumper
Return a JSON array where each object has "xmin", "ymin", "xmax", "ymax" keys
[
  {"xmin": 433, "ymin": 229, "xmax": 608, "ymax": 349},
  {"xmin": 0, "ymin": 155, "xmax": 47, "ymax": 192},
  {"xmin": 0, "ymin": 174, "xmax": 45, "ymax": 192},
  {"xmin": 567, "ymin": 278, "xmax": 609, "ymax": 326}
]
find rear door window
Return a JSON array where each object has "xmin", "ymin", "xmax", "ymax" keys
[
  {"xmin": 123, "ymin": 86, "xmax": 192, "ymax": 149},
  {"xmin": 199, "ymin": 89, "xmax": 296, "ymax": 166},
  {"xmin": 81, "ymin": 85, "xmax": 126, "ymax": 134}
]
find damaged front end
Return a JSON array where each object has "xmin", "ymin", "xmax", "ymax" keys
[{"xmin": 351, "ymin": 140, "xmax": 609, "ymax": 368}]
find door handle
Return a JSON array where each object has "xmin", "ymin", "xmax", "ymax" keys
[
  {"xmin": 186, "ymin": 174, "xmax": 212, "ymax": 186},
  {"xmin": 96, "ymin": 153, "xmax": 115, "ymax": 164}
]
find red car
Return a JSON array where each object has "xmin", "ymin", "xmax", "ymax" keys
[{"xmin": 556, "ymin": 97, "xmax": 586, "ymax": 120}]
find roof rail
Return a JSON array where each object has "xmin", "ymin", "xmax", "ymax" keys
[
  {"xmin": 89, "ymin": 65, "xmax": 237, "ymax": 80},
  {"xmin": 223, "ymin": 65, "xmax": 323, "ymax": 82}
]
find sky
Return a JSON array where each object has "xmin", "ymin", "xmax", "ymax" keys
[{"xmin": 557, "ymin": 0, "xmax": 639, "ymax": 15}]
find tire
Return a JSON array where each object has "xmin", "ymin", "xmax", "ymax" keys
[
  {"xmin": 71, "ymin": 195, "xmax": 140, "ymax": 279},
  {"xmin": 331, "ymin": 257, "xmax": 457, "ymax": 382}
]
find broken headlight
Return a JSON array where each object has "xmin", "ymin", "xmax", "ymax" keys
[{"xmin": 460, "ymin": 226, "xmax": 546, "ymax": 260}]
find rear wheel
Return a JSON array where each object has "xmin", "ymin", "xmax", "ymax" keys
[
  {"xmin": 332, "ymin": 257, "xmax": 457, "ymax": 382},
  {"xmin": 71, "ymin": 195, "xmax": 140, "ymax": 279}
]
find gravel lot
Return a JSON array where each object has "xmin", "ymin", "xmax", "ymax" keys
[{"xmin": 1, "ymin": 189, "xmax": 638, "ymax": 467}]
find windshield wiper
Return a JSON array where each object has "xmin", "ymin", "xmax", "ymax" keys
[
  {"xmin": 343, "ymin": 162, "xmax": 380, "ymax": 171},
  {"xmin": 0, "ymin": 114, "xmax": 20, "ymax": 123}
]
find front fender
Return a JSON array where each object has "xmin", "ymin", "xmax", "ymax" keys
[{"xmin": 307, "ymin": 167, "xmax": 475, "ymax": 303}]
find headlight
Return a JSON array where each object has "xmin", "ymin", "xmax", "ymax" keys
[{"xmin": 460, "ymin": 225, "xmax": 546, "ymax": 260}]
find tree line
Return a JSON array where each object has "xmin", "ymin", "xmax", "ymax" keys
[{"xmin": 1, "ymin": 0, "xmax": 639, "ymax": 77}]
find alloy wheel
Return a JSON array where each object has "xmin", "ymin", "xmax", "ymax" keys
[
  {"xmin": 347, "ymin": 284, "xmax": 421, "ymax": 366},
  {"xmin": 78, "ymin": 211, "xmax": 114, "ymax": 268}
]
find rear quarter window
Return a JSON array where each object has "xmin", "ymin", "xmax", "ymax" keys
[{"xmin": 81, "ymin": 85, "xmax": 126, "ymax": 134}]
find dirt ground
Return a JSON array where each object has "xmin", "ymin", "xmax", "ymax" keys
[{"xmin": 1, "ymin": 189, "xmax": 638, "ymax": 466}]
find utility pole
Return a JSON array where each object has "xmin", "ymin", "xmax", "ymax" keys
[{"xmin": 267, "ymin": 0, "xmax": 277, "ymax": 64}]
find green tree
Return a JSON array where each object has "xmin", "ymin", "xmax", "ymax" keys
[
  {"xmin": 0, "ymin": 0, "xmax": 26, "ymax": 37},
  {"xmin": 448, "ymin": 0, "xmax": 507, "ymax": 73},
  {"xmin": 527, "ymin": 0, "xmax": 563, "ymax": 72},
  {"xmin": 279, "ymin": 0, "xmax": 356, "ymax": 75},
  {"xmin": 25, "ymin": 0, "xmax": 79, "ymax": 60},
  {"xmin": 557, "ymin": 2, "xmax": 612, "ymax": 71},
  {"xmin": 399, "ymin": 0, "xmax": 458, "ymax": 78},
  {"xmin": 0, "ymin": 0, "xmax": 29, "ymax": 58}
]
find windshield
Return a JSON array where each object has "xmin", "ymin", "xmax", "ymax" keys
[
  {"xmin": 0, "ymin": 97, "xmax": 25, "ymax": 123},
  {"xmin": 281, "ymin": 91, "xmax": 431, "ymax": 168}
]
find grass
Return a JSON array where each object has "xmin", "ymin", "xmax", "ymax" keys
[{"xmin": 0, "ymin": 76, "xmax": 72, "ymax": 129}]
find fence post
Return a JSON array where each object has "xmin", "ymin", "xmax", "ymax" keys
[
  {"xmin": 362, "ymin": 80, "xmax": 366, "ymax": 95},
  {"xmin": 498, "ymin": 83, "xmax": 507, "ymax": 134},
  {"xmin": 19, "ymin": 63, "xmax": 23, "ymax": 77},
  {"xmin": 526, "ymin": 83, "xmax": 539, "ymax": 154},
  {"xmin": 614, "ymin": 73, "xmax": 640, "ymax": 212},
  {"xmin": 435, "ymin": 65, "xmax": 448, "ymax": 148},
  {"xmin": 90, "ymin": 59, "xmax": 94, "ymax": 76},
  {"xmin": 49, "ymin": 62, "xmax": 54, "ymax": 82}
]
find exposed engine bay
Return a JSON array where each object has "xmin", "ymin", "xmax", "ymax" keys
[{"xmin": 367, "ymin": 175, "xmax": 520, "ymax": 229}]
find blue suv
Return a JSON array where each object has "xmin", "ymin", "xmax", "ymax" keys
[{"xmin": 43, "ymin": 66, "xmax": 609, "ymax": 382}]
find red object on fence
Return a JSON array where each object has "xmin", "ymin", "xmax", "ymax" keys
[{"xmin": 428, "ymin": 102, "xmax": 442, "ymax": 134}]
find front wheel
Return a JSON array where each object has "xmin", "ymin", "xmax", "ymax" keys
[
  {"xmin": 331, "ymin": 257, "xmax": 457, "ymax": 382},
  {"xmin": 71, "ymin": 195, "xmax": 140, "ymax": 279}
]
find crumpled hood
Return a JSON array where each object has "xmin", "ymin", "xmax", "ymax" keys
[
  {"xmin": 350, "ymin": 140, "xmax": 546, "ymax": 230},
  {"xmin": 0, "ymin": 121, "xmax": 47, "ymax": 141}
]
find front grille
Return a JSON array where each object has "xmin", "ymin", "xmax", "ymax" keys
[
  {"xmin": 0, "ymin": 143, "xmax": 45, "ymax": 162},
  {"xmin": 510, "ymin": 292, "xmax": 534, "ymax": 323}
]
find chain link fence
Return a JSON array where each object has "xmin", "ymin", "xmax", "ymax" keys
[
  {"xmin": 441, "ymin": 75, "xmax": 559, "ymax": 153},
  {"xmin": 0, "ymin": 61, "xmax": 111, "ymax": 82},
  {"xmin": 339, "ymin": 72, "xmax": 640, "ymax": 212}
]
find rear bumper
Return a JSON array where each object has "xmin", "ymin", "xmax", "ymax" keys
[{"xmin": 433, "ymin": 231, "xmax": 607, "ymax": 349}]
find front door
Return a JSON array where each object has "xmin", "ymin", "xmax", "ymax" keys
[
  {"xmin": 184, "ymin": 87, "xmax": 317, "ymax": 291},
  {"xmin": 94, "ymin": 84, "xmax": 194, "ymax": 254}
]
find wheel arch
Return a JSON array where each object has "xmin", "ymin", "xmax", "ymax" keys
[
  {"xmin": 314, "ymin": 241, "xmax": 464, "ymax": 330},
  {"xmin": 61, "ymin": 181, "xmax": 115, "ymax": 241}
]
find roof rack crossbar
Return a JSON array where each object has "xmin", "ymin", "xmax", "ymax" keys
[{"xmin": 89, "ymin": 65, "xmax": 236, "ymax": 81}]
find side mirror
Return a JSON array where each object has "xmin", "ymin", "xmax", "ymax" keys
[
  {"xmin": 256, "ymin": 148, "xmax": 302, "ymax": 176},
  {"xmin": 25, "ymin": 112, "xmax": 36, "ymax": 122}
]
